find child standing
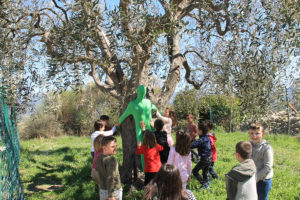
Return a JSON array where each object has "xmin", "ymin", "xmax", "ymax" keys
[
  {"xmin": 94, "ymin": 136, "xmax": 122, "ymax": 200},
  {"xmin": 191, "ymin": 121, "xmax": 212, "ymax": 188},
  {"xmin": 156, "ymin": 108, "xmax": 178, "ymax": 146},
  {"xmin": 91, "ymin": 134, "xmax": 105, "ymax": 185},
  {"xmin": 143, "ymin": 164, "xmax": 196, "ymax": 200},
  {"xmin": 249, "ymin": 124, "xmax": 273, "ymax": 200},
  {"xmin": 153, "ymin": 119, "xmax": 170, "ymax": 164},
  {"xmin": 206, "ymin": 120, "xmax": 219, "ymax": 179},
  {"xmin": 186, "ymin": 114, "xmax": 199, "ymax": 162},
  {"xmin": 90, "ymin": 120, "xmax": 117, "ymax": 158},
  {"xmin": 100, "ymin": 115, "xmax": 112, "ymax": 131},
  {"xmin": 136, "ymin": 130, "xmax": 164, "ymax": 186},
  {"xmin": 225, "ymin": 141, "xmax": 257, "ymax": 200},
  {"xmin": 167, "ymin": 130, "xmax": 192, "ymax": 189}
]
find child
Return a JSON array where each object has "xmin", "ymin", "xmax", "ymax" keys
[
  {"xmin": 91, "ymin": 120, "xmax": 117, "ymax": 158},
  {"xmin": 94, "ymin": 136, "xmax": 122, "ymax": 200},
  {"xmin": 191, "ymin": 121, "xmax": 212, "ymax": 188},
  {"xmin": 225, "ymin": 141, "xmax": 257, "ymax": 200},
  {"xmin": 156, "ymin": 108, "xmax": 178, "ymax": 146},
  {"xmin": 206, "ymin": 120, "xmax": 219, "ymax": 179},
  {"xmin": 167, "ymin": 130, "xmax": 192, "ymax": 189},
  {"xmin": 249, "ymin": 124, "xmax": 273, "ymax": 200},
  {"xmin": 91, "ymin": 134, "xmax": 103, "ymax": 187},
  {"xmin": 143, "ymin": 164, "xmax": 196, "ymax": 200},
  {"xmin": 100, "ymin": 115, "xmax": 112, "ymax": 131},
  {"xmin": 153, "ymin": 119, "xmax": 170, "ymax": 164},
  {"xmin": 136, "ymin": 130, "xmax": 163, "ymax": 186},
  {"xmin": 186, "ymin": 114, "xmax": 199, "ymax": 162}
]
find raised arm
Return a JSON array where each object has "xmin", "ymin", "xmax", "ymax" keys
[
  {"xmin": 119, "ymin": 102, "xmax": 133, "ymax": 124},
  {"xmin": 156, "ymin": 111, "xmax": 171, "ymax": 124}
]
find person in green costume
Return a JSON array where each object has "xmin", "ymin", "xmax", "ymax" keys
[{"xmin": 119, "ymin": 85, "xmax": 157, "ymax": 169}]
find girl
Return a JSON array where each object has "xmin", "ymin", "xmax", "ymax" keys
[
  {"xmin": 136, "ymin": 130, "xmax": 164, "ymax": 186},
  {"xmin": 186, "ymin": 114, "xmax": 199, "ymax": 162},
  {"xmin": 143, "ymin": 164, "xmax": 196, "ymax": 200},
  {"xmin": 91, "ymin": 134, "xmax": 104, "ymax": 186},
  {"xmin": 167, "ymin": 130, "xmax": 192, "ymax": 189},
  {"xmin": 156, "ymin": 108, "xmax": 178, "ymax": 146},
  {"xmin": 206, "ymin": 120, "xmax": 219, "ymax": 179}
]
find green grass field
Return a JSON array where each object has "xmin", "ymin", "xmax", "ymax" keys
[{"xmin": 19, "ymin": 131, "xmax": 300, "ymax": 200}]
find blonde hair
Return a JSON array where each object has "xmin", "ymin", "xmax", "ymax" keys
[{"xmin": 94, "ymin": 134, "xmax": 104, "ymax": 152}]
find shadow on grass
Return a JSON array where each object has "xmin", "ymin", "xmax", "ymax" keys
[{"xmin": 21, "ymin": 147, "xmax": 99, "ymax": 200}]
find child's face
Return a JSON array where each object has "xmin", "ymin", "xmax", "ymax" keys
[
  {"xmin": 198, "ymin": 129, "xmax": 203, "ymax": 135},
  {"xmin": 164, "ymin": 109, "xmax": 170, "ymax": 117},
  {"xmin": 187, "ymin": 115, "xmax": 194, "ymax": 123},
  {"xmin": 105, "ymin": 120, "xmax": 109, "ymax": 126},
  {"xmin": 249, "ymin": 129, "xmax": 264, "ymax": 144},
  {"xmin": 103, "ymin": 141, "xmax": 117, "ymax": 155}
]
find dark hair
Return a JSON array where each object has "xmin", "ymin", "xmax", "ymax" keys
[
  {"xmin": 169, "ymin": 109, "xmax": 178, "ymax": 127},
  {"xmin": 143, "ymin": 131, "xmax": 157, "ymax": 148},
  {"xmin": 250, "ymin": 123, "xmax": 264, "ymax": 134},
  {"xmin": 236, "ymin": 141, "xmax": 252, "ymax": 159},
  {"xmin": 100, "ymin": 115, "xmax": 110, "ymax": 121},
  {"xmin": 175, "ymin": 130, "xmax": 191, "ymax": 156},
  {"xmin": 94, "ymin": 134, "xmax": 105, "ymax": 152},
  {"xmin": 198, "ymin": 121, "xmax": 209, "ymax": 135},
  {"xmin": 94, "ymin": 120, "xmax": 105, "ymax": 131},
  {"xmin": 154, "ymin": 119, "xmax": 164, "ymax": 131},
  {"xmin": 101, "ymin": 136, "xmax": 117, "ymax": 147},
  {"xmin": 143, "ymin": 164, "xmax": 187, "ymax": 200},
  {"xmin": 205, "ymin": 120, "xmax": 215, "ymax": 130}
]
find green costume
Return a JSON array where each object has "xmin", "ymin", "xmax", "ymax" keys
[{"xmin": 119, "ymin": 85, "xmax": 157, "ymax": 169}]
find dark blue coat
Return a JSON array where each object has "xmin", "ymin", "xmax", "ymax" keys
[{"xmin": 191, "ymin": 135, "xmax": 211, "ymax": 158}]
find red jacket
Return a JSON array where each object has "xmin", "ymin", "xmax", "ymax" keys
[
  {"xmin": 136, "ymin": 144, "xmax": 163, "ymax": 173},
  {"xmin": 208, "ymin": 132, "xmax": 217, "ymax": 162}
]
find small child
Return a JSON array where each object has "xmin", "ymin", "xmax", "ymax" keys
[
  {"xmin": 225, "ymin": 141, "xmax": 257, "ymax": 200},
  {"xmin": 136, "ymin": 129, "xmax": 163, "ymax": 186},
  {"xmin": 153, "ymin": 119, "xmax": 170, "ymax": 164},
  {"xmin": 249, "ymin": 124, "xmax": 273, "ymax": 200},
  {"xmin": 143, "ymin": 164, "xmax": 196, "ymax": 200},
  {"xmin": 186, "ymin": 114, "xmax": 199, "ymax": 162},
  {"xmin": 90, "ymin": 120, "xmax": 117, "ymax": 158},
  {"xmin": 156, "ymin": 108, "xmax": 178, "ymax": 146},
  {"xmin": 191, "ymin": 121, "xmax": 212, "ymax": 188},
  {"xmin": 94, "ymin": 136, "xmax": 122, "ymax": 200},
  {"xmin": 167, "ymin": 130, "xmax": 192, "ymax": 189},
  {"xmin": 206, "ymin": 120, "xmax": 219, "ymax": 179},
  {"xmin": 100, "ymin": 115, "xmax": 112, "ymax": 131}
]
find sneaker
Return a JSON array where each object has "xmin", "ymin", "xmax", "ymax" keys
[{"xmin": 200, "ymin": 183, "xmax": 209, "ymax": 189}]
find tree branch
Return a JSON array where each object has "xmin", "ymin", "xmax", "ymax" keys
[{"xmin": 51, "ymin": 0, "xmax": 68, "ymax": 22}]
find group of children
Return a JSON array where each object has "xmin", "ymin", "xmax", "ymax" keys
[{"xmin": 90, "ymin": 112, "xmax": 274, "ymax": 200}]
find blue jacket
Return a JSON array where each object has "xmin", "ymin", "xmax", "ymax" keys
[{"xmin": 191, "ymin": 135, "xmax": 211, "ymax": 158}]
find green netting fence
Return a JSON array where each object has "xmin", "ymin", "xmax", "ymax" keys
[{"xmin": 0, "ymin": 95, "xmax": 25, "ymax": 199}]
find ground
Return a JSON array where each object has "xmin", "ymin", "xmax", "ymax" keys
[{"xmin": 19, "ymin": 131, "xmax": 300, "ymax": 200}]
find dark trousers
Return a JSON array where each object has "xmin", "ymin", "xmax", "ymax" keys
[
  {"xmin": 191, "ymin": 149, "xmax": 199, "ymax": 162},
  {"xmin": 192, "ymin": 156, "xmax": 212, "ymax": 185},
  {"xmin": 145, "ymin": 172, "xmax": 157, "ymax": 186},
  {"xmin": 257, "ymin": 179, "xmax": 272, "ymax": 200},
  {"xmin": 91, "ymin": 151, "xmax": 94, "ymax": 159},
  {"xmin": 208, "ymin": 161, "xmax": 218, "ymax": 179}
]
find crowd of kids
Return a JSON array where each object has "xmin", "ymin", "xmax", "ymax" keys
[{"xmin": 91, "ymin": 113, "xmax": 273, "ymax": 200}]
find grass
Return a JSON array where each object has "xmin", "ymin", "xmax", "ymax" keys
[{"xmin": 19, "ymin": 131, "xmax": 300, "ymax": 200}]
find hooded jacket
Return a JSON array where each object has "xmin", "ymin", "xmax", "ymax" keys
[
  {"xmin": 208, "ymin": 132, "xmax": 217, "ymax": 162},
  {"xmin": 225, "ymin": 159, "xmax": 258, "ymax": 200}
]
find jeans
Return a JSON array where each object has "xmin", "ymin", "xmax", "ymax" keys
[
  {"xmin": 257, "ymin": 178, "xmax": 272, "ymax": 200},
  {"xmin": 208, "ymin": 162, "xmax": 219, "ymax": 179},
  {"xmin": 192, "ymin": 156, "xmax": 211, "ymax": 185},
  {"xmin": 99, "ymin": 188, "xmax": 122, "ymax": 200},
  {"xmin": 91, "ymin": 151, "xmax": 94, "ymax": 159}
]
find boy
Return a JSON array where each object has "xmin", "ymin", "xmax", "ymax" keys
[
  {"xmin": 191, "ymin": 121, "xmax": 211, "ymax": 188},
  {"xmin": 91, "ymin": 120, "xmax": 117, "ymax": 158},
  {"xmin": 206, "ymin": 120, "xmax": 219, "ymax": 179},
  {"xmin": 225, "ymin": 141, "xmax": 257, "ymax": 200},
  {"xmin": 153, "ymin": 119, "xmax": 170, "ymax": 164},
  {"xmin": 100, "ymin": 115, "xmax": 112, "ymax": 131},
  {"xmin": 249, "ymin": 124, "xmax": 273, "ymax": 200},
  {"xmin": 94, "ymin": 136, "xmax": 122, "ymax": 200},
  {"xmin": 187, "ymin": 114, "xmax": 199, "ymax": 162}
]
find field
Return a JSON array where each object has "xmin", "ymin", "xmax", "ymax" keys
[{"xmin": 19, "ymin": 131, "xmax": 300, "ymax": 200}]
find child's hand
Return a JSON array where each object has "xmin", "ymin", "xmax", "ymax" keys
[
  {"xmin": 140, "ymin": 121, "xmax": 146, "ymax": 130},
  {"xmin": 150, "ymin": 119, "xmax": 154, "ymax": 128},
  {"xmin": 115, "ymin": 123, "xmax": 120, "ymax": 127},
  {"xmin": 137, "ymin": 141, "xmax": 142, "ymax": 146}
]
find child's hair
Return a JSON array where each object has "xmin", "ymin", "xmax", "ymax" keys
[
  {"xmin": 175, "ymin": 130, "xmax": 191, "ymax": 156},
  {"xmin": 187, "ymin": 114, "xmax": 194, "ymax": 121},
  {"xmin": 143, "ymin": 164, "xmax": 187, "ymax": 200},
  {"xmin": 198, "ymin": 121, "xmax": 209, "ymax": 135},
  {"xmin": 101, "ymin": 136, "xmax": 117, "ymax": 147},
  {"xmin": 154, "ymin": 119, "xmax": 164, "ymax": 131},
  {"xmin": 205, "ymin": 120, "xmax": 215, "ymax": 130},
  {"xmin": 236, "ymin": 141, "xmax": 252, "ymax": 159},
  {"xmin": 249, "ymin": 123, "xmax": 264, "ymax": 134},
  {"xmin": 94, "ymin": 120, "xmax": 105, "ymax": 131},
  {"xmin": 100, "ymin": 115, "xmax": 110, "ymax": 121},
  {"xmin": 143, "ymin": 130, "xmax": 157, "ymax": 148},
  {"xmin": 94, "ymin": 134, "xmax": 105, "ymax": 152},
  {"xmin": 168, "ymin": 108, "xmax": 178, "ymax": 127}
]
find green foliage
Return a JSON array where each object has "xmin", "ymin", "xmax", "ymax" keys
[{"xmin": 19, "ymin": 132, "xmax": 300, "ymax": 200}]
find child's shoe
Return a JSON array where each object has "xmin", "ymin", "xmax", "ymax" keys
[{"xmin": 200, "ymin": 183, "xmax": 209, "ymax": 190}]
